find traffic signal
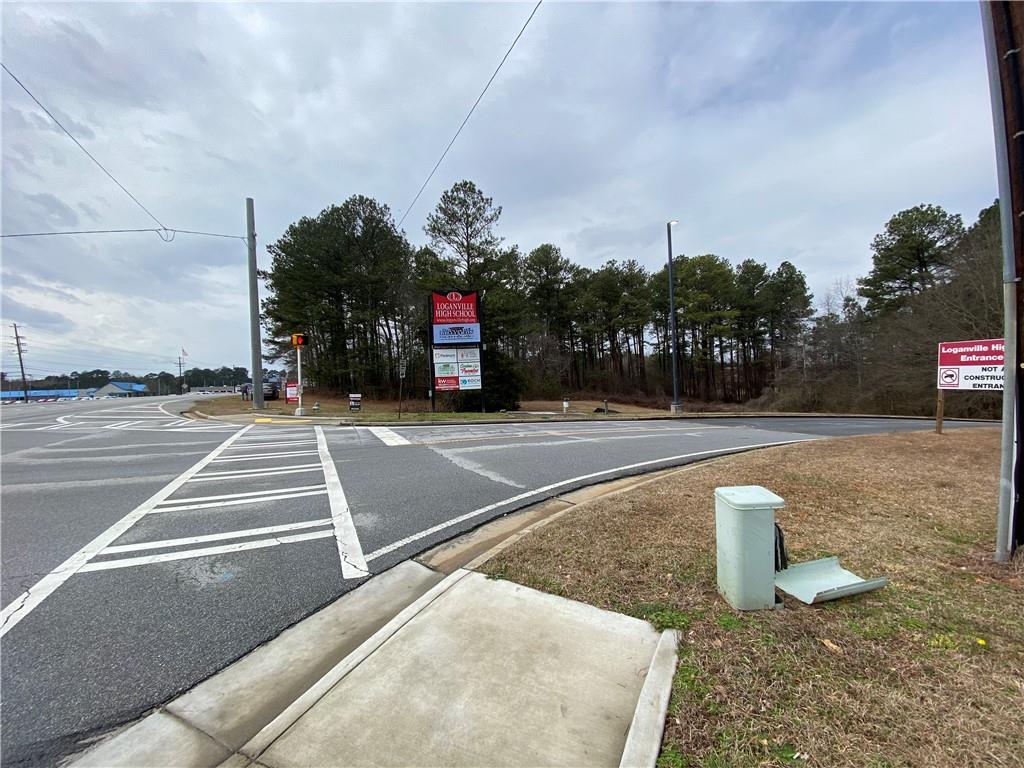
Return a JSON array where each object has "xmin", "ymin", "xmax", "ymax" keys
[{"xmin": 291, "ymin": 333, "xmax": 308, "ymax": 347}]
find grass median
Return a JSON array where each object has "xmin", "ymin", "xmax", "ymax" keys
[
  {"xmin": 192, "ymin": 395, "xmax": 668, "ymax": 421},
  {"xmin": 479, "ymin": 428, "xmax": 1022, "ymax": 768}
]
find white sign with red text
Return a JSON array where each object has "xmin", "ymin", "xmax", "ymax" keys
[{"xmin": 937, "ymin": 338, "xmax": 1004, "ymax": 390}]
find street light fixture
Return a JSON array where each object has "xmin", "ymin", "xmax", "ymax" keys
[{"xmin": 666, "ymin": 220, "xmax": 682, "ymax": 415}]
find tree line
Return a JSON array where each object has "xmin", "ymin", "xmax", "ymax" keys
[
  {"xmin": 261, "ymin": 180, "xmax": 814, "ymax": 409},
  {"xmin": 261, "ymin": 181, "xmax": 1003, "ymax": 416}
]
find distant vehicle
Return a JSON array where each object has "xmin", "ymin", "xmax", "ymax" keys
[{"xmin": 262, "ymin": 381, "xmax": 280, "ymax": 400}]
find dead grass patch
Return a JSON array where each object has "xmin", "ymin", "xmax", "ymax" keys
[{"xmin": 480, "ymin": 428, "xmax": 1023, "ymax": 767}]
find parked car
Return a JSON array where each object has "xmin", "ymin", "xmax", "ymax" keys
[{"xmin": 262, "ymin": 381, "xmax": 280, "ymax": 400}]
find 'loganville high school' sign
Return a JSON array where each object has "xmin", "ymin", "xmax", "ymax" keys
[
  {"xmin": 432, "ymin": 291, "xmax": 478, "ymax": 324},
  {"xmin": 937, "ymin": 338, "xmax": 1005, "ymax": 391}
]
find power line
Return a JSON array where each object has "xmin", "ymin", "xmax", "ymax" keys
[
  {"xmin": 1, "ymin": 62, "xmax": 167, "ymax": 230},
  {"xmin": 395, "ymin": 0, "xmax": 543, "ymax": 230},
  {"xmin": 0, "ymin": 64, "xmax": 245, "ymax": 243},
  {"xmin": 0, "ymin": 227, "xmax": 244, "ymax": 241}
]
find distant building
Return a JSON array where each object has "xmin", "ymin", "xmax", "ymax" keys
[
  {"xmin": 93, "ymin": 381, "xmax": 149, "ymax": 398},
  {"xmin": 0, "ymin": 388, "xmax": 89, "ymax": 401}
]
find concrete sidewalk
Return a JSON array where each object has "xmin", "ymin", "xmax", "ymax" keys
[{"xmin": 71, "ymin": 565, "xmax": 677, "ymax": 768}]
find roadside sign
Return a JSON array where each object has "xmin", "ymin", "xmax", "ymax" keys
[
  {"xmin": 458, "ymin": 361, "xmax": 480, "ymax": 376},
  {"xmin": 432, "ymin": 291, "xmax": 478, "ymax": 324},
  {"xmin": 435, "ymin": 376, "xmax": 460, "ymax": 391},
  {"xmin": 433, "ymin": 348, "xmax": 458, "ymax": 363},
  {"xmin": 458, "ymin": 375, "xmax": 482, "ymax": 390},
  {"xmin": 349, "ymin": 393, "xmax": 362, "ymax": 411},
  {"xmin": 399, "ymin": 359, "xmax": 407, "ymax": 379},
  {"xmin": 432, "ymin": 324, "xmax": 481, "ymax": 345},
  {"xmin": 285, "ymin": 380, "xmax": 299, "ymax": 404},
  {"xmin": 937, "ymin": 339, "xmax": 1004, "ymax": 390},
  {"xmin": 434, "ymin": 362, "xmax": 458, "ymax": 377},
  {"xmin": 456, "ymin": 346, "xmax": 480, "ymax": 362}
]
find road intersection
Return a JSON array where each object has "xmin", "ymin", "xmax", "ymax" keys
[{"xmin": 0, "ymin": 398, "xmax": 995, "ymax": 766}]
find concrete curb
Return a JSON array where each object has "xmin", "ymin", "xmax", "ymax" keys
[
  {"xmin": 184, "ymin": 409, "xmax": 996, "ymax": 427},
  {"xmin": 620, "ymin": 630, "xmax": 680, "ymax": 768}
]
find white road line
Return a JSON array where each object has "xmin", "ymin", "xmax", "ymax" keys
[
  {"xmin": 79, "ymin": 529, "xmax": 336, "ymax": 572},
  {"xmin": 364, "ymin": 426, "xmax": 411, "ymax": 446},
  {"xmin": 364, "ymin": 438, "xmax": 815, "ymax": 562},
  {"xmin": 156, "ymin": 484, "xmax": 326, "ymax": 506},
  {"xmin": 149, "ymin": 489, "xmax": 328, "ymax": 513},
  {"xmin": 315, "ymin": 426, "xmax": 367, "ymax": 579},
  {"xmin": 0, "ymin": 424, "xmax": 255, "ymax": 638},
  {"xmin": 102, "ymin": 518, "xmax": 334, "ymax": 554},
  {"xmin": 101, "ymin": 421, "xmax": 132, "ymax": 430},
  {"xmin": 223, "ymin": 439, "xmax": 316, "ymax": 450},
  {"xmin": 210, "ymin": 450, "xmax": 319, "ymax": 463},
  {"xmin": 189, "ymin": 464, "xmax": 322, "ymax": 481}
]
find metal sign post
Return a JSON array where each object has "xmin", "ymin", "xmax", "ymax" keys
[
  {"xmin": 398, "ymin": 358, "xmax": 407, "ymax": 420},
  {"xmin": 291, "ymin": 332, "xmax": 308, "ymax": 416}
]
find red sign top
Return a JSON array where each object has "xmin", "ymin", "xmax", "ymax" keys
[
  {"xmin": 432, "ymin": 291, "xmax": 478, "ymax": 324},
  {"xmin": 937, "ymin": 338, "xmax": 1004, "ymax": 367}
]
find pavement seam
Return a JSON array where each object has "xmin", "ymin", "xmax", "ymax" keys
[{"xmin": 237, "ymin": 568, "xmax": 471, "ymax": 761}]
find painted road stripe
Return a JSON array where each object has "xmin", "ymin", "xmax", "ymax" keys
[
  {"xmin": 189, "ymin": 464, "xmax": 322, "ymax": 480},
  {"xmin": 315, "ymin": 426, "xmax": 367, "ymax": 579},
  {"xmin": 80, "ymin": 529, "xmax": 335, "ymax": 572},
  {"xmin": 364, "ymin": 438, "xmax": 815, "ymax": 563},
  {"xmin": 156, "ymin": 484, "xmax": 326, "ymax": 506},
  {"xmin": 0, "ymin": 424, "xmax": 255, "ymax": 638},
  {"xmin": 365, "ymin": 426, "xmax": 411, "ymax": 446},
  {"xmin": 223, "ymin": 439, "xmax": 316, "ymax": 450},
  {"xmin": 101, "ymin": 518, "xmax": 334, "ymax": 554},
  {"xmin": 210, "ymin": 450, "xmax": 319, "ymax": 463},
  {"xmin": 150, "ymin": 489, "xmax": 329, "ymax": 513}
]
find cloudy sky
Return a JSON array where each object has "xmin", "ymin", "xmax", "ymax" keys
[{"xmin": 1, "ymin": 1, "xmax": 998, "ymax": 378}]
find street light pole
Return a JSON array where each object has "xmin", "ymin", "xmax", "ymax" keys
[{"xmin": 666, "ymin": 220, "xmax": 682, "ymax": 414}]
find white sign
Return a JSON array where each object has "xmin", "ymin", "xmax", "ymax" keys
[
  {"xmin": 433, "ymin": 323, "xmax": 481, "ymax": 345},
  {"xmin": 433, "ymin": 348, "xmax": 457, "ymax": 364},
  {"xmin": 456, "ymin": 346, "xmax": 480, "ymax": 362},
  {"xmin": 459, "ymin": 362, "xmax": 480, "ymax": 376},
  {"xmin": 435, "ymin": 362, "xmax": 458, "ymax": 377},
  {"xmin": 937, "ymin": 339, "xmax": 1004, "ymax": 391},
  {"xmin": 459, "ymin": 375, "xmax": 482, "ymax": 390}
]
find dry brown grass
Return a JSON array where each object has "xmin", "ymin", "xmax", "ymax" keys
[{"xmin": 480, "ymin": 428, "xmax": 1024, "ymax": 768}]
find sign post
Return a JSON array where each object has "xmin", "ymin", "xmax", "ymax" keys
[
  {"xmin": 398, "ymin": 358, "xmax": 407, "ymax": 420},
  {"xmin": 429, "ymin": 290, "xmax": 483, "ymax": 412},
  {"xmin": 936, "ymin": 338, "xmax": 1005, "ymax": 432},
  {"xmin": 291, "ymin": 333, "xmax": 308, "ymax": 416}
]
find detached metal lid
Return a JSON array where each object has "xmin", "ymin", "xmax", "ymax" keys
[{"xmin": 714, "ymin": 485, "xmax": 786, "ymax": 510}]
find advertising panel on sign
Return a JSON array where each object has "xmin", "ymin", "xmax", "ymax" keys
[
  {"xmin": 937, "ymin": 339, "xmax": 1005, "ymax": 390},
  {"xmin": 459, "ymin": 375, "xmax": 482, "ymax": 390},
  {"xmin": 433, "ymin": 323, "xmax": 481, "ymax": 345},
  {"xmin": 285, "ymin": 380, "xmax": 298, "ymax": 404},
  {"xmin": 458, "ymin": 362, "xmax": 481, "ymax": 376},
  {"xmin": 432, "ymin": 290, "xmax": 479, "ymax": 325},
  {"xmin": 434, "ymin": 362, "xmax": 458, "ymax": 377},
  {"xmin": 435, "ymin": 376, "xmax": 460, "ymax": 391},
  {"xmin": 456, "ymin": 346, "xmax": 480, "ymax": 362},
  {"xmin": 433, "ymin": 348, "xmax": 458, "ymax": 364}
]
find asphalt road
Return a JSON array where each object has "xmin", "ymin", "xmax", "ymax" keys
[{"xmin": 0, "ymin": 400, "xmax": 996, "ymax": 767}]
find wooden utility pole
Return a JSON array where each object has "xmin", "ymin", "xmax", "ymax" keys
[
  {"xmin": 12, "ymin": 323, "xmax": 28, "ymax": 402},
  {"xmin": 935, "ymin": 389, "xmax": 944, "ymax": 435}
]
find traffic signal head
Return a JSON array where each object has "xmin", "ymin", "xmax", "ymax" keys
[{"xmin": 291, "ymin": 333, "xmax": 308, "ymax": 347}]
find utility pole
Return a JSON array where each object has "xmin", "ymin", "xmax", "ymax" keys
[
  {"xmin": 12, "ymin": 323, "xmax": 29, "ymax": 403},
  {"xmin": 247, "ymin": 198, "xmax": 265, "ymax": 410},
  {"xmin": 666, "ymin": 221, "xmax": 682, "ymax": 414},
  {"xmin": 178, "ymin": 356, "xmax": 184, "ymax": 395}
]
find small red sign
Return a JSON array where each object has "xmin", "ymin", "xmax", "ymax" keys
[
  {"xmin": 432, "ymin": 290, "xmax": 478, "ymax": 324},
  {"xmin": 434, "ymin": 376, "xmax": 460, "ymax": 391},
  {"xmin": 938, "ymin": 339, "xmax": 1004, "ymax": 367}
]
